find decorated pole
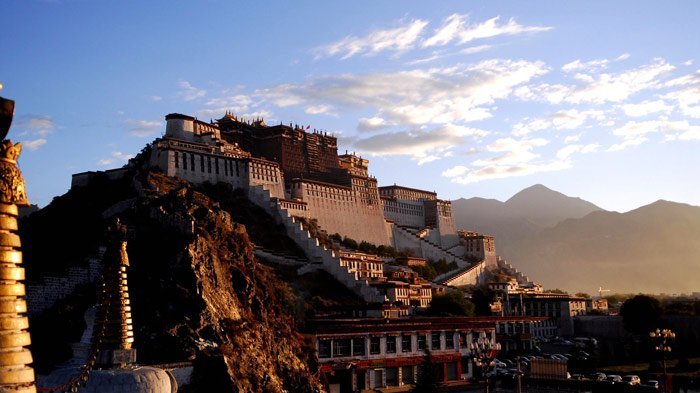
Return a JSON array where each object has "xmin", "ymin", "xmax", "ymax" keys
[{"xmin": 0, "ymin": 87, "xmax": 36, "ymax": 392}]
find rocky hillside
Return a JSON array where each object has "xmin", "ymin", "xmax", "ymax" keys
[{"xmin": 22, "ymin": 169, "xmax": 327, "ymax": 392}]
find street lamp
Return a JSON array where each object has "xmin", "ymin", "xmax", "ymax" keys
[
  {"xmin": 649, "ymin": 328, "xmax": 675, "ymax": 393},
  {"xmin": 470, "ymin": 331, "xmax": 502, "ymax": 393}
]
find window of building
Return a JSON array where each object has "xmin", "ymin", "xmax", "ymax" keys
[
  {"xmin": 318, "ymin": 339, "xmax": 331, "ymax": 358},
  {"xmin": 182, "ymin": 153, "xmax": 187, "ymax": 170},
  {"xmin": 370, "ymin": 337, "xmax": 381, "ymax": 355},
  {"xmin": 215, "ymin": 157, "xmax": 219, "ymax": 174},
  {"xmin": 190, "ymin": 154, "xmax": 195, "ymax": 171},
  {"xmin": 200, "ymin": 156, "xmax": 204, "ymax": 172},
  {"xmin": 445, "ymin": 333, "xmax": 455, "ymax": 349},
  {"xmin": 386, "ymin": 336, "xmax": 397, "ymax": 354},
  {"xmin": 446, "ymin": 362, "xmax": 458, "ymax": 380},
  {"xmin": 385, "ymin": 367, "xmax": 398, "ymax": 387},
  {"xmin": 401, "ymin": 334, "xmax": 412, "ymax": 352},
  {"xmin": 352, "ymin": 337, "xmax": 365, "ymax": 356},
  {"xmin": 431, "ymin": 332, "xmax": 441, "ymax": 350},
  {"xmin": 174, "ymin": 152, "xmax": 179, "ymax": 168},
  {"xmin": 401, "ymin": 366, "xmax": 414, "ymax": 385},
  {"xmin": 333, "ymin": 339, "xmax": 351, "ymax": 357}
]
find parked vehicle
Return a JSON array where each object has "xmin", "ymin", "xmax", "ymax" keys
[
  {"xmin": 606, "ymin": 375, "xmax": 623, "ymax": 384},
  {"xmin": 622, "ymin": 375, "xmax": 641, "ymax": 385},
  {"xmin": 644, "ymin": 380, "xmax": 660, "ymax": 390},
  {"xmin": 589, "ymin": 372, "xmax": 607, "ymax": 382}
]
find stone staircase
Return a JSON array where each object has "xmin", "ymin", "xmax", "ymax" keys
[
  {"xmin": 247, "ymin": 185, "xmax": 386, "ymax": 303},
  {"xmin": 393, "ymin": 225, "xmax": 470, "ymax": 268},
  {"xmin": 433, "ymin": 260, "xmax": 486, "ymax": 287},
  {"xmin": 496, "ymin": 256, "xmax": 533, "ymax": 285}
]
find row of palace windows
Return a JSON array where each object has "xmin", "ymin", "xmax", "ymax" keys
[
  {"xmin": 317, "ymin": 332, "xmax": 458, "ymax": 359},
  {"xmin": 174, "ymin": 151, "xmax": 243, "ymax": 177}
]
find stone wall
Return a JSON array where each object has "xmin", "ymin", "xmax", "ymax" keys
[{"xmin": 26, "ymin": 252, "xmax": 104, "ymax": 316}]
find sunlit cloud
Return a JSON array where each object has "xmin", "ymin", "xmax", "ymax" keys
[
  {"xmin": 98, "ymin": 151, "xmax": 134, "ymax": 167},
  {"xmin": 423, "ymin": 15, "xmax": 552, "ymax": 47},
  {"xmin": 621, "ymin": 100, "xmax": 673, "ymax": 117},
  {"xmin": 177, "ymin": 80, "xmax": 207, "ymax": 101},
  {"xmin": 257, "ymin": 59, "xmax": 549, "ymax": 127},
  {"xmin": 357, "ymin": 116, "xmax": 390, "ymax": 131},
  {"xmin": 22, "ymin": 138, "xmax": 47, "ymax": 151},
  {"xmin": 128, "ymin": 120, "xmax": 163, "ymax": 137},
  {"xmin": 522, "ymin": 59, "xmax": 675, "ymax": 105},
  {"xmin": 609, "ymin": 119, "xmax": 700, "ymax": 151},
  {"xmin": 442, "ymin": 137, "xmax": 572, "ymax": 184},
  {"xmin": 314, "ymin": 18, "xmax": 428, "ymax": 59},
  {"xmin": 305, "ymin": 104, "xmax": 335, "ymax": 115},
  {"xmin": 351, "ymin": 123, "xmax": 489, "ymax": 164},
  {"xmin": 662, "ymin": 70, "xmax": 700, "ymax": 118}
]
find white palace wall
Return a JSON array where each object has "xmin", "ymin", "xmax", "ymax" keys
[{"xmin": 291, "ymin": 180, "xmax": 390, "ymax": 246}]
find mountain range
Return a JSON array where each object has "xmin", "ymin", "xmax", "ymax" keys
[{"xmin": 452, "ymin": 184, "xmax": 700, "ymax": 294}]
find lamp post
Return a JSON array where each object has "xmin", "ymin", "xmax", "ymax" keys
[
  {"xmin": 470, "ymin": 331, "xmax": 502, "ymax": 393},
  {"xmin": 649, "ymin": 328, "xmax": 675, "ymax": 393}
]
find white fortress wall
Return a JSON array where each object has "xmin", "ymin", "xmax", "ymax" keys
[
  {"xmin": 149, "ymin": 143, "xmax": 249, "ymax": 190},
  {"xmin": 291, "ymin": 180, "xmax": 390, "ymax": 246},
  {"xmin": 382, "ymin": 198, "xmax": 425, "ymax": 228}
]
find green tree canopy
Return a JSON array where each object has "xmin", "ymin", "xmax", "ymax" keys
[{"xmin": 426, "ymin": 291, "xmax": 475, "ymax": 316}]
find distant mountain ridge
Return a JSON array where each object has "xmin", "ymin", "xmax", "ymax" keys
[
  {"xmin": 452, "ymin": 186, "xmax": 700, "ymax": 294},
  {"xmin": 452, "ymin": 184, "xmax": 602, "ymax": 254}
]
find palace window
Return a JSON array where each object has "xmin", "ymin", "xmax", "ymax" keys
[
  {"xmin": 215, "ymin": 158, "xmax": 219, "ymax": 174},
  {"xmin": 182, "ymin": 153, "xmax": 187, "ymax": 170},
  {"xmin": 318, "ymin": 339, "xmax": 331, "ymax": 358},
  {"xmin": 445, "ymin": 333, "xmax": 455, "ymax": 349},
  {"xmin": 333, "ymin": 339, "xmax": 351, "ymax": 357},
  {"xmin": 386, "ymin": 336, "xmax": 397, "ymax": 354},
  {"xmin": 174, "ymin": 152, "xmax": 179, "ymax": 168},
  {"xmin": 207, "ymin": 157, "xmax": 212, "ymax": 173},
  {"xmin": 352, "ymin": 337, "xmax": 365, "ymax": 356},
  {"xmin": 190, "ymin": 154, "xmax": 195, "ymax": 171},
  {"xmin": 431, "ymin": 332, "xmax": 441, "ymax": 350},
  {"xmin": 370, "ymin": 337, "xmax": 381, "ymax": 355},
  {"xmin": 200, "ymin": 156, "xmax": 204, "ymax": 172},
  {"xmin": 401, "ymin": 334, "xmax": 412, "ymax": 352}
]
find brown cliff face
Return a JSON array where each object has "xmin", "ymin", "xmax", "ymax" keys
[{"xmin": 24, "ymin": 170, "xmax": 324, "ymax": 393}]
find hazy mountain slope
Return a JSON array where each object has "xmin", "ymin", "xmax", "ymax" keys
[
  {"xmin": 512, "ymin": 200, "xmax": 700, "ymax": 294},
  {"xmin": 452, "ymin": 184, "xmax": 603, "ymax": 253},
  {"xmin": 505, "ymin": 184, "xmax": 603, "ymax": 228}
]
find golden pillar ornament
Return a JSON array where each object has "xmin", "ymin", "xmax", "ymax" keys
[{"xmin": 0, "ymin": 92, "xmax": 36, "ymax": 392}]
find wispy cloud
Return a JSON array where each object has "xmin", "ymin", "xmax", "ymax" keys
[
  {"xmin": 128, "ymin": 120, "xmax": 163, "ymax": 137},
  {"xmin": 15, "ymin": 114, "xmax": 55, "ymax": 150},
  {"xmin": 313, "ymin": 14, "xmax": 550, "ymax": 60},
  {"xmin": 611, "ymin": 119, "xmax": 700, "ymax": 150},
  {"xmin": 98, "ymin": 151, "xmax": 134, "ymax": 166},
  {"xmin": 314, "ymin": 18, "xmax": 428, "ymax": 59},
  {"xmin": 442, "ymin": 137, "xmax": 570, "ymax": 184},
  {"xmin": 423, "ymin": 15, "xmax": 552, "ymax": 48},
  {"xmin": 520, "ymin": 58, "xmax": 675, "ymax": 105},
  {"xmin": 177, "ymin": 80, "xmax": 207, "ymax": 101},
  {"xmin": 351, "ymin": 123, "xmax": 489, "ymax": 164},
  {"xmin": 357, "ymin": 116, "xmax": 390, "ymax": 131},
  {"xmin": 620, "ymin": 100, "xmax": 673, "ymax": 117},
  {"xmin": 257, "ymin": 59, "xmax": 548, "ymax": 127}
]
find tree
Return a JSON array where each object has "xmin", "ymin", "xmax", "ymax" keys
[
  {"xmin": 575, "ymin": 292, "xmax": 591, "ymax": 299},
  {"xmin": 426, "ymin": 291, "xmax": 475, "ymax": 316},
  {"xmin": 410, "ymin": 349, "xmax": 444, "ymax": 393},
  {"xmin": 620, "ymin": 295, "xmax": 662, "ymax": 334},
  {"xmin": 471, "ymin": 286, "xmax": 496, "ymax": 316}
]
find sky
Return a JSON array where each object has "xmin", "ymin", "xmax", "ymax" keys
[{"xmin": 1, "ymin": 1, "xmax": 699, "ymax": 212}]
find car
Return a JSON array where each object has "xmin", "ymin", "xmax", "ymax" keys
[
  {"xmin": 644, "ymin": 380, "xmax": 660, "ymax": 389},
  {"xmin": 606, "ymin": 375, "xmax": 623, "ymax": 384},
  {"xmin": 589, "ymin": 372, "xmax": 606, "ymax": 382},
  {"xmin": 622, "ymin": 375, "xmax": 641, "ymax": 386}
]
